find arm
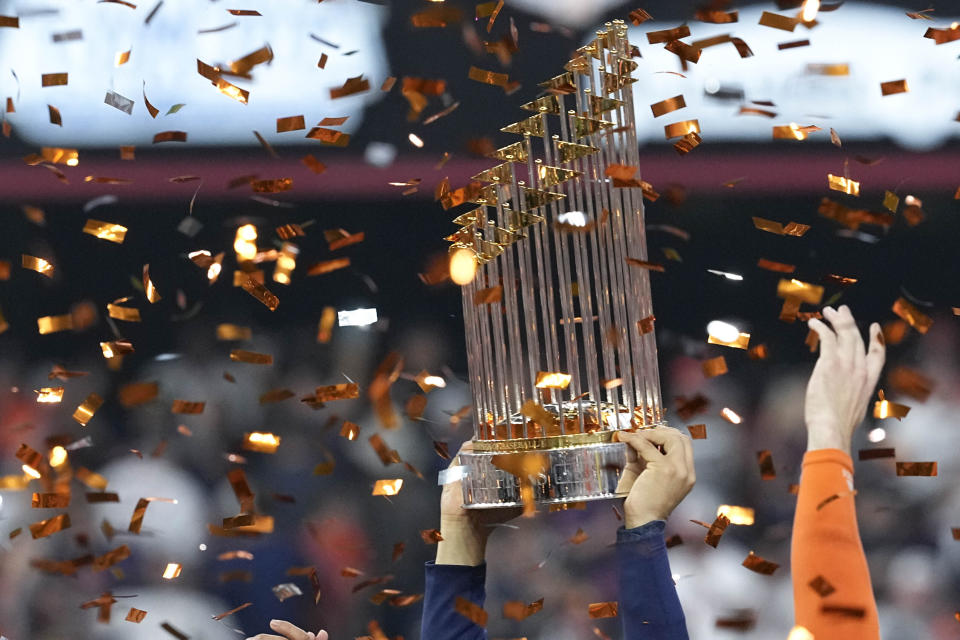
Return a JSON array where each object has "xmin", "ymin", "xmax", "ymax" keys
[
  {"xmin": 615, "ymin": 428, "xmax": 694, "ymax": 640},
  {"xmin": 422, "ymin": 444, "xmax": 520, "ymax": 640},
  {"xmin": 793, "ymin": 305, "xmax": 884, "ymax": 639}
]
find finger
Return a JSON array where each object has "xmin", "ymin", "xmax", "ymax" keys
[
  {"xmin": 840, "ymin": 305, "xmax": 866, "ymax": 366},
  {"xmin": 613, "ymin": 431, "xmax": 642, "ymax": 492},
  {"xmin": 633, "ymin": 427, "xmax": 686, "ymax": 458},
  {"xmin": 807, "ymin": 317, "xmax": 836, "ymax": 356},
  {"xmin": 825, "ymin": 305, "xmax": 859, "ymax": 368},
  {"xmin": 865, "ymin": 322, "xmax": 886, "ymax": 390},
  {"xmin": 246, "ymin": 635, "xmax": 285, "ymax": 640},
  {"xmin": 680, "ymin": 430, "xmax": 695, "ymax": 478},
  {"xmin": 453, "ymin": 441, "xmax": 473, "ymax": 465},
  {"xmin": 616, "ymin": 430, "xmax": 664, "ymax": 464},
  {"xmin": 269, "ymin": 620, "xmax": 311, "ymax": 640},
  {"xmin": 317, "ymin": 632, "xmax": 328, "ymax": 640},
  {"xmin": 649, "ymin": 427, "xmax": 692, "ymax": 473}
]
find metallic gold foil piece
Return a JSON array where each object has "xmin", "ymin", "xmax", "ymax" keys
[
  {"xmin": 503, "ymin": 598, "xmax": 544, "ymax": 621},
  {"xmin": 880, "ymin": 79, "xmax": 909, "ymax": 96},
  {"xmin": 0, "ymin": 16, "xmax": 19, "ymax": 27},
  {"xmin": 708, "ymin": 332, "xmax": 750, "ymax": 350},
  {"xmin": 779, "ymin": 39, "xmax": 810, "ymax": 49},
  {"xmin": 742, "ymin": 551, "xmax": 779, "ymax": 575},
  {"xmin": 695, "ymin": 9, "xmax": 738, "ymax": 22},
  {"xmin": 326, "ymin": 229, "xmax": 365, "ymax": 251},
  {"xmin": 924, "ymin": 25, "xmax": 960, "ymax": 44},
  {"xmin": 757, "ymin": 258, "xmax": 796, "ymax": 273},
  {"xmin": 42, "ymin": 72, "xmax": 68, "ymax": 87},
  {"xmin": 243, "ymin": 431, "xmax": 281, "ymax": 453},
  {"xmin": 36, "ymin": 387, "xmax": 64, "ymax": 403},
  {"xmin": 32, "ymin": 492, "xmax": 70, "ymax": 508},
  {"xmin": 107, "ymin": 302, "xmax": 140, "ymax": 322},
  {"xmin": 687, "ymin": 424, "xmax": 707, "ymax": 439},
  {"xmin": 663, "ymin": 119, "xmax": 700, "ymax": 139},
  {"xmin": 469, "ymin": 65, "xmax": 510, "ymax": 88},
  {"xmin": 162, "ymin": 562, "xmax": 182, "ymax": 579},
  {"xmin": 882, "ymin": 190, "xmax": 899, "ymax": 213},
  {"xmin": 891, "ymin": 297, "xmax": 932, "ymax": 334},
  {"xmin": 307, "ymin": 258, "xmax": 350, "ymax": 276},
  {"xmin": 887, "ymin": 366, "xmax": 934, "ymax": 402},
  {"xmin": 828, "ymin": 173, "xmax": 860, "ymax": 196},
  {"xmin": 240, "ymin": 276, "xmax": 279, "ymax": 310},
  {"xmin": 588, "ymin": 602, "xmax": 618, "ymax": 619},
  {"xmin": 316, "ymin": 383, "xmax": 360, "ymax": 402},
  {"xmin": 808, "ymin": 575, "xmax": 836, "ymax": 597},
  {"xmin": 757, "ymin": 450, "xmax": 776, "ymax": 479},
  {"xmin": 716, "ymin": 505, "xmax": 754, "ymax": 525},
  {"xmin": 230, "ymin": 349, "xmax": 273, "ymax": 364},
  {"xmin": 758, "ymin": 11, "xmax": 797, "ymax": 31},
  {"xmin": 777, "ymin": 278, "xmax": 824, "ymax": 305},
  {"xmin": 330, "ymin": 75, "xmax": 370, "ymax": 99},
  {"xmin": 535, "ymin": 371, "xmax": 572, "ymax": 389},
  {"xmin": 721, "ymin": 407, "xmax": 742, "ymax": 424},
  {"xmin": 629, "ymin": 9, "xmax": 652, "ymax": 25},
  {"xmin": 454, "ymin": 597, "xmax": 488, "ymax": 626},
  {"xmin": 372, "ymin": 479, "xmax": 403, "ymax": 496},
  {"xmin": 23, "ymin": 254, "xmax": 54, "ymax": 278},
  {"xmin": 83, "ymin": 219, "xmax": 128, "ymax": 243},
  {"xmin": 701, "ymin": 356, "xmax": 727, "ymax": 378},
  {"xmin": 664, "ymin": 40, "xmax": 701, "ymax": 63},
  {"xmin": 276, "ymin": 115, "xmax": 305, "ymax": 133},
  {"xmin": 30, "ymin": 513, "xmax": 71, "ymax": 539},
  {"xmin": 153, "ymin": 131, "xmax": 187, "ymax": 143},
  {"xmin": 858, "ymin": 447, "xmax": 895, "ymax": 460},
  {"xmin": 101, "ymin": 340, "xmax": 134, "ymax": 359},
  {"xmin": 171, "ymin": 400, "xmax": 205, "ymax": 414},
  {"xmin": 626, "ymin": 258, "xmax": 665, "ymax": 272},
  {"xmin": 251, "ymin": 178, "xmax": 293, "ymax": 192},
  {"xmin": 305, "ymin": 127, "xmax": 350, "ymax": 146},
  {"xmin": 772, "ymin": 123, "xmax": 815, "ymax": 140},
  {"xmin": 873, "ymin": 390, "xmax": 911, "ymax": 420},
  {"xmin": 317, "ymin": 306, "xmax": 336, "ymax": 343},
  {"xmin": 216, "ymin": 324, "xmax": 251, "ymax": 341},
  {"xmin": 703, "ymin": 513, "xmax": 730, "ymax": 547},
  {"xmin": 646, "ymin": 25, "xmax": 690, "ymax": 44},
  {"xmin": 896, "ymin": 461, "xmax": 937, "ymax": 476},
  {"xmin": 118, "ymin": 381, "xmax": 157, "ymax": 406},
  {"xmin": 674, "ymin": 132, "xmax": 701, "ymax": 155},
  {"xmin": 76, "ymin": 467, "xmax": 108, "ymax": 490},
  {"xmin": 473, "ymin": 285, "xmax": 503, "ymax": 305},
  {"xmin": 650, "ymin": 95, "xmax": 686, "ymax": 118},
  {"xmin": 47, "ymin": 104, "xmax": 63, "ymax": 126},
  {"xmin": 37, "ymin": 314, "xmax": 73, "ymax": 334}
]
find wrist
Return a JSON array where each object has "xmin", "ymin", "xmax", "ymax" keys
[
  {"xmin": 435, "ymin": 515, "xmax": 487, "ymax": 566},
  {"xmin": 624, "ymin": 509, "xmax": 666, "ymax": 529},
  {"xmin": 806, "ymin": 427, "xmax": 850, "ymax": 455}
]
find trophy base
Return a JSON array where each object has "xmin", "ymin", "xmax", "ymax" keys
[{"xmin": 459, "ymin": 441, "xmax": 629, "ymax": 509}]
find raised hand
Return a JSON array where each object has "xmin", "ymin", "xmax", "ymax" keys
[
  {"xmin": 246, "ymin": 619, "xmax": 328, "ymax": 640},
  {"xmin": 436, "ymin": 442, "xmax": 521, "ymax": 566},
  {"xmin": 805, "ymin": 305, "xmax": 885, "ymax": 454},
  {"xmin": 615, "ymin": 427, "xmax": 696, "ymax": 529}
]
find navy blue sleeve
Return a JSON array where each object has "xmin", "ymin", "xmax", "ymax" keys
[
  {"xmin": 617, "ymin": 521, "xmax": 689, "ymax": 640},
  {"xmin": 421, "ymin": 561, "xmax": 487, "ymax": 640}
]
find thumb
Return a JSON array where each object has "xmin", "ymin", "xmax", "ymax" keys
[{"xmin": 865, "ymin": 322, "xmax": 885, "ymax": 390}]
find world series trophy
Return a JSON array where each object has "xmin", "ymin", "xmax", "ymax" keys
[{"xmin": 446, "ymin": 21, "xmax": 667, "ymax": 509}]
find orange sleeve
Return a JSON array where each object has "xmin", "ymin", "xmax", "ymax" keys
[{"xmin": 791, "ymin": 449, "xmax": 879, "ymax": 639}]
